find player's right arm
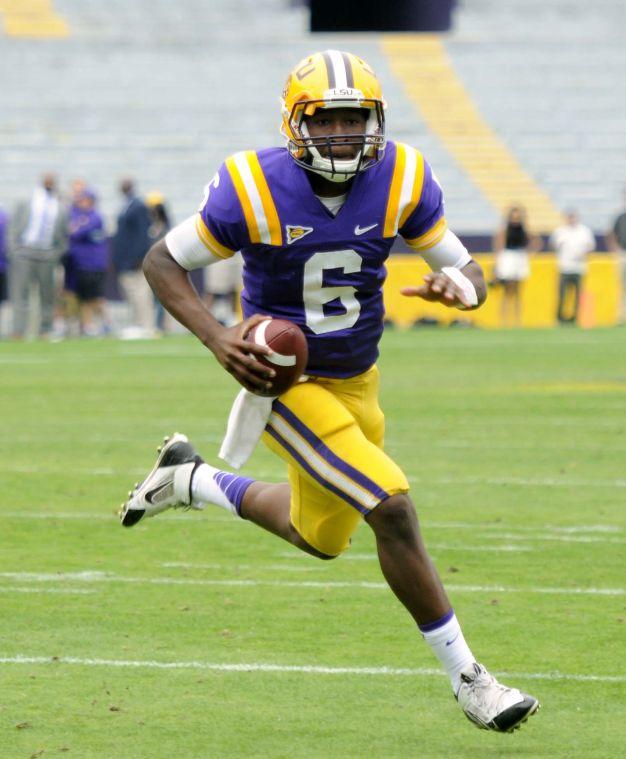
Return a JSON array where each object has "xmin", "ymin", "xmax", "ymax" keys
[{"xmin": 143, "ymin": 168, "xmax": 275, "ymax": 394}]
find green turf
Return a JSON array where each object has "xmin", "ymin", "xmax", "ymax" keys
[{"xmin": 1, "ymin": 328, "xmax": 625, "ymax": 758}]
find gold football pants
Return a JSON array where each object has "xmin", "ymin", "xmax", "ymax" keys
[{"xmin": 263, "ymin": 365, "xmax": 409, "ymax": 556}]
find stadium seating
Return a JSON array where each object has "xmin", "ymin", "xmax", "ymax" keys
[{"xmin": 0, "ymin": 0, "xmax": 624, "ymax": 236}]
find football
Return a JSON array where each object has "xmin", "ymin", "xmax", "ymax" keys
[{"xmin": 246, "ymin": 318, "xmax": 308, "ymax": 396}]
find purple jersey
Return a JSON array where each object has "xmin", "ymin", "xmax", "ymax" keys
[
  {"xmin": 68, "ymin": 207, "xmax": 109, "ymax": 272},
  {"xmin": 198, "ymin": 141, "xmax": 446, "ymax": 378}
]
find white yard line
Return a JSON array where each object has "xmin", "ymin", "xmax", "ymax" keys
[
  {"xmin": 0, "ymin": 587, "xmax": 95, "ymax": 595},
  {"xmin": 2, "ymin": 465, "xmax": 626, "ymax": 489},
  {"xmin": 0, "ymin": 465, "xmax": 148, "ymax": 476},
  {"xmin": 161, "ymin": 562, "xmax": 321, "ymax": 573},
  {"xmin": 2, "ymin": 512, "xmax": 235, "ymax": 523},
  {"xmin": 0, "ymin": 572, "xmax": 622, "ymax": 596},
  {"xmin": 0, "ymin": 655, "xmax": 623, "ymax": 683},
  {"xmin": 336, "ymin": 538, "xmax": 535, "ymax": 561},
  {"xmin": 1, "ymin": 434, "xmax": 223, "ymax": 445},
  {"xmin": 2, "ymin": 511, "xmax": 622, "ymax": 534},
  {"xmin": 431, "ymin": 440, "xmax": 626, "ymax": 453},
  {"xmin": 407, "ymin": 475, "xmax": 626, "ymax": 489}
]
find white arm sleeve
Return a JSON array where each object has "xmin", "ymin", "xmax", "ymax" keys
[
  {"xmin": 419, "ymin": 229, "xmax": 472, "ymax": 271},
  {"xmin": 165, "ymin": 215, "xmax": 225, "ymax": 271}
]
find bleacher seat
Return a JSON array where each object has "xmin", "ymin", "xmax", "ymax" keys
[{"xmin": 0, "ymin": 0, "xmax": 623, "ymax": 236}]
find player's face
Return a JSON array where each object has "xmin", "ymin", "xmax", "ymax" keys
[{"xmin": 305, "ymin": 108, "xmax": 368, "ymax": 160}]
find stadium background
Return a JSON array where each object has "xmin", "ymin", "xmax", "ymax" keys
[{"xmin": 0, "ymin": 0, "xmax": 624, "ymax": 327}]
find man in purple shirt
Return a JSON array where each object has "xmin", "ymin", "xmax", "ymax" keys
[
  {"xmin": 119, "ymin": 50, "xmax": 538, "ymax": 733},
  {"xmin": 67, "ymin": 190, "xmax": 109, "ymax": 335}
]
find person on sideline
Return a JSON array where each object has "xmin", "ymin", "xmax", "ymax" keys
[
  {"xmin": 112, "ymin": 178, "xmax": 155, "ymax": 338},
  {"xmin": 67, "ymin": 189, "xmax": 111, "ymax": 336},
  {"xmin": 550, "ymin": 210, "xmax": 595, "ymax": 325},
  {"xmin": 492, "ymin": 206, "xmax": 540, "ymax": 327},
  {"xmin": 0, "ymin": 204, "xmax": 8, "ymax": 336},
  {"xmin": 606, "ymin": 190, "xmax": 626, "ymax": 324},
  {"xmin": 119, "ymin": 51, "xmax": 538, "ymax": 734},
  {"xmin": 8, "ymin": 173, "xmax": 67, "ymax": 339},
  {"xmin": 146, "ymin": 191, "xmax": 174, "ymax": 334}
]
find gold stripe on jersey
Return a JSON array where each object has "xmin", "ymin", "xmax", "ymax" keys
[
  {"xmin": 225, "ymin": 155, "xmax": 261, "ymax": 244},
  {"xmin": 383, "ymin": 142, "xmax": 407, "ymax": 237},
  {"xmin": 195, "ymin": 215, "xmax": 235, "ymax": 259},
  {"xmin": 246, "ymin": 152, "xmax": 283, "ymax": 246},
  {"xmin": 404, "ymin": 216, "xmax": 448, "ymax": 251},
  {"xmin": 398, "ymin": 147, "xmax": 425, "ymax": 229},
  {"xmin": 384, "ymin": 143, "xmax": 427, "ymax": 237}
]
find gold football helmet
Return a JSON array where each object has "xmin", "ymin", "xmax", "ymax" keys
[{"xmin": 281, "ymin": 50, "xmax": 386, "ymax": 182}]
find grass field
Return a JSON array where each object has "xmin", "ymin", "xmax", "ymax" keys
[{"xmin": 1, "ymin": 327, "xmax": 625, "ymax": 758}]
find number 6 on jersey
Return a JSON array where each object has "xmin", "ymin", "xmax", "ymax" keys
[{"xmin": 303, "ymin": 249, "xmax": 362, "ymax": 335}]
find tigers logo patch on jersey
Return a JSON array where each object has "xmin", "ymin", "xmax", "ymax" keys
[{"xmin": 286, "ymin": 225, "xmax": 314, "ymax": 245}]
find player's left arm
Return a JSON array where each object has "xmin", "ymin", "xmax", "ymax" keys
[
  {"xmin": 401, "ymin": 229, "xmax": 487, "ymax": 310},
  {"xmin": 398, "ymin": 156, "xmax": 486, "ymax": 310}
]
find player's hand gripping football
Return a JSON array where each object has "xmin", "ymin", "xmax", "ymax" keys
[
  {"xmin": 207, "ymin": 313, "xmax": 276, "ymax": 394},
  {"xmin": 401, "ymin": 271, "xmax": 474, "ymax": 309}
]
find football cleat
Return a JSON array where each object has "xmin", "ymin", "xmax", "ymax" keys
[
  {"xmin": 456, "ymin": 662, "xmax": 539, "ymax": 733},
  {"xmin": 119, "ymin": 433, "xmax": 204, "ymax": 528}
]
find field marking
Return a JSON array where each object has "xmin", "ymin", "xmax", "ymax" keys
[
  {"xmin": 1, "ymin": 511, "xmax": 235, "ymax": 523},
  {"xmin": 3, "ymin": 512, "xmax": 624, "ymax": 543},
  {"xmin": 0, "ymin": 587, "xmax": 95, "ymax": 595},
  {"xmin": 161, "ymin": 562, "xmax": 321, "ymax": 573},
  {"xmin": 0, "ymin": 572, "xmax": 622, "ymax": 596},
  {"xmin": 420, "ymin": 440, "xmax": 626, "ymax": 453},
  {"xmin": 0, "ymin": 465, "xmax": 151, "ymax": 476},
  {"xmin": 408, "ymin": 475, "xmax": 626, "ymax": 489},
  {"xmin": 393, "ymin": 416, "xmax": 626, "ymax": 430},
  {"xmin": 3, "ymin": 512, "xmax": 619, "ymax": 534},
  {"xmin": 0, "ymin": 434, "xmax": 224, "ymax": 445},
  {"xmin": 1, "ymin": 655, "xmax": 623, "ymax": 683},
  {"xmin": 3, "ymin": 464, "xmax": 626, "ymax": 489},
  {"xmin": 279, "ymin": 546, "xmax": 533, "ymax": 561}
]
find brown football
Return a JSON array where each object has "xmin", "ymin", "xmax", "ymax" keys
[{"xmin": 246, "ymin": 318, "xmax": 308, "ymax": 397}]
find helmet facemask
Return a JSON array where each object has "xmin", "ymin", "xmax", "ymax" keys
[{"xmin": 282, "ymin": 96, "xmax": 386, "ymax": 182}]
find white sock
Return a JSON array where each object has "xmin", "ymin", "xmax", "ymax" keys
[
  {"xmin": 419, "ymin": 610, "xmax": 476, "ymax": 694},
  {"xmin": 191, "ymin": 463, "xmax": 254, "ymax": 517}
]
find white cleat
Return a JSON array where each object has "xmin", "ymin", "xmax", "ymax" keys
[
  {"xmin": 456, "ymin": 662, "xmax": 539, "ymax": 733},
  {"xmin": 119, "ymin": 433, "xmax": 204, "ymax": 528}
]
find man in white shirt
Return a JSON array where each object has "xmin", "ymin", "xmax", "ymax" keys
[
  {"xmin": 550, "ymin": 210, "xmax": 595, "ymax": 324},
  {"xmin": 8, "ymin": 173, "xmax": 68, "ymax": 338}
]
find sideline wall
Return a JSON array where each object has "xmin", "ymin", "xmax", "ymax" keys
[{"xmin": 384, "ymin": 254, "xmax": 621, "ymax": 328}]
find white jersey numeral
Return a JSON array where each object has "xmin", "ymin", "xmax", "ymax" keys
[
  {"xmin": 303, "ymin": 249, "xmax": 362, "ymax": 335},
  {"xmin": 197, "ymin": 172, "xmax": 220, "ymax": 211}
]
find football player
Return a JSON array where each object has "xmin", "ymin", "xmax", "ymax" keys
[{"xmin": 120, "ymin": 51, "xmax": 538, "ymax": 732}]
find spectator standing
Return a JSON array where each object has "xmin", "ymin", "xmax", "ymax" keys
[
  {"xmin": 54, "ymin": 178, "xmax": 87, "ymax": 337},
  {"xmin": 0, "ymin": 204, "xmax": 8, "ymax": 336},
  {"xmin": 146, "ymin": 191, "xmax": 173, "ymax": 334},
  {"xmin": 550, "ymin": 210, "xmax": 595, "ymax": 325},
  {"xmin": 67, "ymin": 189, "xmax": 110, "ymax": 336},
  {"xmin": 8, "ymin": 173, "xmax": 67, "ymax": 338},
  {"xmin": 112, "ymin": 178, "xmax": 155, "ymax": 337},
  {"xmin": 607, "ymin": 190, "xmax": 626, "ymax": 323},
  {"xmin": 493, "ymin": 206, "xmax": 540, "ymax": 327}
]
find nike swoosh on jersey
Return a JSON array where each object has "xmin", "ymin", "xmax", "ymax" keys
[{"xmin": 354, "ymin": 223, "xmax": 378, "ymax": 236}]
